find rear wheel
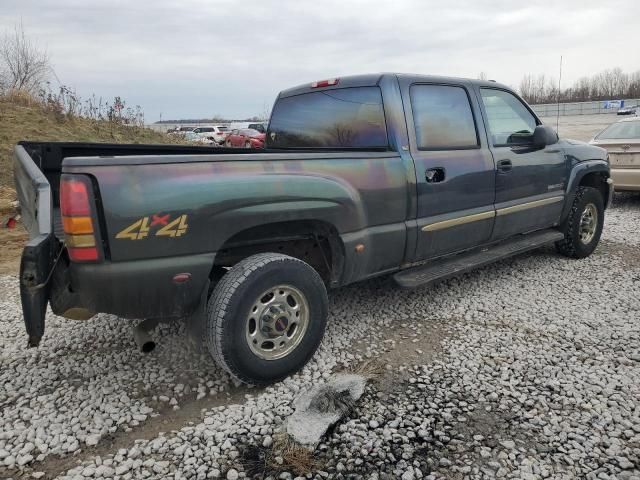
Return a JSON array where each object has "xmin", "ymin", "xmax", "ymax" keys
[
  {"xmin": 206, "ymin": 253, "xmax": 328, "ymax": 385},
  {"xmin": 555, "ymin": 186, "xmax": 604, "ymax": 258}
]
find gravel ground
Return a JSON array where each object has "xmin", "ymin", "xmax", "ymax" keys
[{"xmin": 1, "ymin": 193, "xmax": 639, "ymax": 480}]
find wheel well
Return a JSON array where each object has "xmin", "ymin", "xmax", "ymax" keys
[
  {"xmin": 211, "ymin": 221, "xmax": 344, "ymax": 285},
  {"xmin": 579, "ymin": 172, "xmax": 610, "ymax": 208}
]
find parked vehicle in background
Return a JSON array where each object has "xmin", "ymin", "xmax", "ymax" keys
[
  {"xmin": 183, "ymin": 131, "xmax": 202, "ymax": 143},
  {"xmin": 193, "ymin": 126, "xmax": 229, "ymax": 145},
  {"xmin": 14, "ymin": 73, "xmax": 611, "ymax": 385},
  {"xmin": 617, "ymin": 105, "xmax": 639, "ymax": 116},
  {"xmin": 590, "ymin": 117, "xmax": 640, "ymax": 191},
  {"xmin": 225, "ymin": 128, "xmax": 266, "ymax": 148},
  {"xmin": 168, "ymin": 126, "xmax": 196, "ymax": 137},
  {"xmin": 229, "ymin": 122, "xmax": 267, "ymax": 133}
]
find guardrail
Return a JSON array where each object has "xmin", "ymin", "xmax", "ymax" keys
[{"xmin": 531, "ymin": 99, "xmax": 640, "ymax": 117}]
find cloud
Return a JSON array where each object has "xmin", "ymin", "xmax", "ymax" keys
[{"xmin": 1, "ymin": 0, "xmax": 638, "ymax": 121}]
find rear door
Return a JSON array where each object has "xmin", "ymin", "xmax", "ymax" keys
[
  {"xmin": 477, "ymin": 88, "xmax": 566, "ymax": 240},
  {"xmin": 400, "ymin": 80, "xmax": 497, "ymax": 262}
]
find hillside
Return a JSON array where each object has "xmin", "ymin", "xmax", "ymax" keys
[{"xmin": 0, "ymin": 93, "xmax": 180, "ymax": 274}]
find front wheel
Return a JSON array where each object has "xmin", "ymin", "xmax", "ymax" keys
[
  {"xmin": 555, "ymin": 186, "xmax": 604, "ymax": 258},
  {"xmin": 206, "ymin": 253, "xmax": 328, "ymax": 385}
]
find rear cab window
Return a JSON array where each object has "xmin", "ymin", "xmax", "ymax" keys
[{"xmin": 267, "ymin": 86, "xmax": 388, "ymax": 149}]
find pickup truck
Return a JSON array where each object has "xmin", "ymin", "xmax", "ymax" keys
[{"xmin": 14, "ymin": 73, "xmax": 612, "ymax": 385}]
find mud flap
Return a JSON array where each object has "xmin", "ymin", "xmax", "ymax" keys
[
  {"xmin": 185, "ymin": 279, "xmax": 210, "ymax": 344},
  {"xmin": 19, "ymin": 233, "xmax": 57, "ymax": 347}
]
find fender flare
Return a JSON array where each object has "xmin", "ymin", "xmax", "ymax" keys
[{"xmin": 560, "ymin": 159, "xmax": 611, "ymax": 224}]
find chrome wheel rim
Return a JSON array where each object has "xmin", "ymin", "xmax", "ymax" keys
[
  {"xmin": 245, "ymin": 285, "xmax": 309, "ymax": 360},
  {"xmin": 579, "ymin": 203, "xmax": 597, "ymax": 244}
]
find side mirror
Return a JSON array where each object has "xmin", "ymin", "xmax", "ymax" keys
[{"xmin": 533, "ymin": 125, "xmax": 558, "ymax": 148}]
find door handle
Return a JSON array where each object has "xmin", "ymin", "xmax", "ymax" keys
[
  {"xmin": 425, "ymin": 167, "xmax": 445, "ymax": 183},
  {"xmin": 497, "ymin": 159, "xmax": 512, "ymax": 173}
]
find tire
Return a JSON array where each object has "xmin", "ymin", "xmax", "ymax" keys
[
  {"xmin": 206, "ymin": 253, "xmax": 328, "ymax": 385},
  {"xmin": 555, "ymin": 186, "xmax": 604, "ymax": 259}
]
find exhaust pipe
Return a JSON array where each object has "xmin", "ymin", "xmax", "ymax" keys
[{"xmin": 133, "ymin": 318, "xmax": 159, "ymax": 353}]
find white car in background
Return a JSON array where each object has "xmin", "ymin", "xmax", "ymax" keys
[{"xmin": 192, "ymin": 126, "xmax": 229, "ymax": 145}]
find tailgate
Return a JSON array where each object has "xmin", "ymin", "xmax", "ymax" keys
[
  {"xmin": 13, "ymin": 145, "xmax": 58, "ymax": 346},
  {"xmin": 14, "ymin": 145, "xmax": 54, "ymax": 238}
]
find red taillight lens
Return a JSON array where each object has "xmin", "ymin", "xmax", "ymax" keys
[
  {"xmin": 60, "ymin": 177, "xmax": 90, "ymax": 216},
  {"xmin": 68, "ymin": 247, "xmax": 98, "ymax": 262},
  {"xmin": 60, "ymin": 175, "xmax": 100, "ymax": 262},
  {"xmin": 311, "ymin": 78, "xmax": 339, "ymax": 88}
]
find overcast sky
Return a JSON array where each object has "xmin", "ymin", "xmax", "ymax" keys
[{"xmin": 1, "ymin": 0, "xmax": 638, "ymax": 121}]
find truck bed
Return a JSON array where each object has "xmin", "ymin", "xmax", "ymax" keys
[
  {"xmin": 16, "ymin": 141, "xmax": 249, "ymax": 239},
  {"xmin": 17, "ymin": 141, "xmax": 389, "ymax": 241}
]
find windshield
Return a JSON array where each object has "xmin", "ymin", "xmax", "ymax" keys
[
  {"xmin": 268, "ymin": 86, "xmax": 388, "ymax": 149},
  {"xmin": 596, "ymin": 121, "xmax": 640, "ymax": 140},
  {"xmin": 217, "ymin": 126, "xmax": 228, "ymax": 131}
]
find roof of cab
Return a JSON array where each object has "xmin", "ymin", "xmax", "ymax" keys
[{"xmin": 277, "ymin": 73, "xmax": 512, "ymax": 98}]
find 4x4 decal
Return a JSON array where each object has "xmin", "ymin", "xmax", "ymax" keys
[{"xmin": 115, "ymin": 214, "xmax": 189, "ymax": 240}]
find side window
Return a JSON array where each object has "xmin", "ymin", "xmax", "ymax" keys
[
  {"xmin": 410, "ymin": 85, "xmax": 478, "ymax": 150},
  {"xmin": 480, "ymin": 89, "xmax": 538, "ymax": 146}
]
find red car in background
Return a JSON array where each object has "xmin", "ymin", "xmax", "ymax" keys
[{"xmin": 225, "ymin": 128, "xmax": 266, "ymax": 148}]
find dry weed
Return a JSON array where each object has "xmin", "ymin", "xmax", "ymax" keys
[{"xmin": 267, "ymin": 432, "xmax": 321, "ymax": 476}]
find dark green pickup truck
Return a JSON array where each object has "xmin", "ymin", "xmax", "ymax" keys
[{"xmin": 15, "ymin": 73, "xmax": 612, "ymax": 384}]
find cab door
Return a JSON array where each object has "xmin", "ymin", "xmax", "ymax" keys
[
  {"xmin": 476, "ymin": 88, "xmax": 566, "ymax": 240},
  {"xmin": 400, "ymin": 80, "xmax": 497, "ymax": 262}
]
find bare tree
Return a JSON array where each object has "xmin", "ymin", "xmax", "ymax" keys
[
  {"xmin": 477, "ymin": 72, "xmax": 488, "ymax": 81},
  {"xmin": 0, "ymin": 22, "xmax": 51, "ymax": 94},
  {"xmin": 518, "ymin": 68, "xmax": 640, "ymax": 104}
]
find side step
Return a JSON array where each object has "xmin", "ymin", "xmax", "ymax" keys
[{"xmin": 394, "ymin": 229, "xmax": 564, "ymax": 289}]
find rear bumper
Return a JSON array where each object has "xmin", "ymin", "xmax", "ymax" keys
[
  {"xmin": 611, "ymin": 168, "xmax": 640, "ymax": 192},
  {"xmin": 53, "ymin": 253, "xmax": 215, "ymax": 321}
]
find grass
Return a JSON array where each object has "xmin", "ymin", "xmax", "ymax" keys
[
  {"xmin": 268, "ymin": 433, "xmax": 320, "ymax": 475},
  {"xmin": 0, "ymin": 90, "xmax": 180, "ymax": 190},
  {"xmin": 0, "ymin": 90, "xmax": 182, "ymax": 274},
  {"xmin": 343, "ymin": 357, "xmax": 386, "ymax": 380}
]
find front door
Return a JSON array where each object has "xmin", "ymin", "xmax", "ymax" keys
[
  {"xmin": 477, "ymin": 88, "xmax": 566, "ymax": 240},
  {"xmin": 401, "ymin": 81, "xmax": 497, "ymax": 262}
]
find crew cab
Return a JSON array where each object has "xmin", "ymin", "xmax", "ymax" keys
[{"xmin": 14, "ymin": 74, "xmax": 611, "ymax": 385}]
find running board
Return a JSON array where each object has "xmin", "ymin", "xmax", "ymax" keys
[{"xmin": 394, "ymin": 229, "xmax": 564, "ymax": 289}]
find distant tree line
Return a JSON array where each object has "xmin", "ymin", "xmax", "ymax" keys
[
  {"xmin": 156, "ymin": 115, "xmax": 267, "ymax": 125},
  {"xmin": 519, "ymin": 68, "xmax": 640, "ymax": 105}
]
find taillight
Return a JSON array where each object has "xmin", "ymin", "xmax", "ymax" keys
[
  {"xmin": 311, "ymin": 78, "xmax": 339, "ymax": 88},
  {"xmin": 60, "ymin": 175, "xmax": 99, "ymax": 262}
]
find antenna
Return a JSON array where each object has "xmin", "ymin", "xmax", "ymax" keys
[{"xmin": 556, "ymin": 55, "xmax": 562, "ymax": 133}]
